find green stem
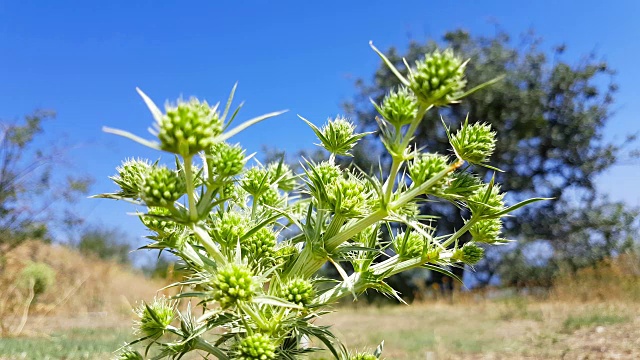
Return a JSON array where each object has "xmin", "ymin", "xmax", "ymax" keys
[
  {"xmin": 324, "ymin": 208, "xmax": 387, "ymax": 251},
  {"xmin": 441, "ymin": 216, "xmax": 477, "ymax": 248},
  {"xmin": 190, "ymin": 224, "xmax": 225, "ymax": 265},
  {"xmin": 324, "ymin": 214, "xmax": 346, "ymax": 239},
  {"xmin": 183, "ymin": 155, "xmax": 198, "ymax": 221},
  {"xmin": 382, "ymin": 158, "xmax": 401, "ymax": 203}
]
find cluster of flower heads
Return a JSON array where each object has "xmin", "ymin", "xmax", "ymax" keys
[{"xmin": 100, "ymin": 42, "xmax": 541, "ymax": 360}]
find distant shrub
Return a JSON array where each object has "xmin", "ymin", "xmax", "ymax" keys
[{"xmin": 19, "ymin": 262, "xmax": 56, "ymax": 296}]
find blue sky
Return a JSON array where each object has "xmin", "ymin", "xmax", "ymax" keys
[{"xmin": 1, "ymin": 1, "xmax": 639, "ymax": 250}]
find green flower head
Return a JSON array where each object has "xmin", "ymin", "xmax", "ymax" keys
[
  {"xmin": 241, "ymin": 166, "xmax": 272, "ymax": 197},
  {"xmin": 443, "ymin": 171, "xmax": 482, "ymax": 199},
  {"xmin": 158, "ymin": 98, "xmax": 222, "ymax": 156},
  {"xmin": 394, "ymin": 231, "xmax": 427, "ymax": 260},
  {"xmin": 210, "ymin": 211, "xmax": 248, "ymax": 245},
  {"xmin": 408, "ymin": 49, "xmax": 467, "ymax": 106},
  {"xmin": 140, "ymin": 166, "xmax": 186, "ymax": 207},
  {"xmin": 449, "ymin": 120, "xmax": 496, "ymax": 165},
  {"xmin": 279, "ymin": 278, "xmax": 315, "ymax": 307},
  {"xmin": 116, "ymin": 349, "xmax": 144, "ymax": 360},
  {"xmin": 242, "ymin": 227, "xmax": 277, "ymax": 260},
  {"xmin": 267, "ymin": 162, "xmax": 297, "ymax": 191},
  {"xmin": 235, "ymin": 333, "xmax": 277, "ymax": 360},
  {"xmin": 140, "ymin": 207, "xmax": 174, "ymax": 234},
  {"xmin": 467, "ymin": 183, "xmax": 505, "ymax": 217},
  {"xmin": 212, "ymin": 263, "xmax": 255, "ymax": 308},
  {"xmin": 206, "ymin": 142, "xmax": 246, "ymax": 179},
  {"xmin": 452, "ymin": 242, "xmax": 485, "ymax": 265},
  {"xmin": 470, "ymin": 218, "xmax": 506, "ymax": 244},
  {"xmin": 379, "ymin": 87, "xmax": 419, "ymax": 127},
  {"xmin": 326, "ymin": 176, "xmax": 368, "ymax": 217},
  {"xmin": 350, "ymin": 354, "xmax": 378, "ymax": 360},
  {"xmin": 111, "ymin": 158, "xmax": 152, "ymax": 199},
  {"xmin": 309, "ymin": 116, "xmax": 366, "ymax": 156},
  {"xmin": 259, "ymin": 187, "xmax": 284, "ymax": 208},
  {"xmin": 408, "ymin": 153, "xmax": 449, "ymax": 192},
  {"xmin": 134, "ymin": 297, "xmax": 175, "ymax": 337}
]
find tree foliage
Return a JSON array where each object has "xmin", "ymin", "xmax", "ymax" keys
[{"xmin": 346, "ymin": 29, "xmax": 639, "ymax": 290}]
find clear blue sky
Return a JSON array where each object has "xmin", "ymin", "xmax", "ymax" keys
[{"xmin": 1, "ymin": 1, "xmax": 639, "ymax": 249}]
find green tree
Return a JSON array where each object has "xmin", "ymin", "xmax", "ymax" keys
[
  {"xmin": 346, "ymin": 29, "xmax": 638, "ymax": 293},
  {"xmin": 0, "ymin": 110, "xmax": 92, "ymax": 254}
]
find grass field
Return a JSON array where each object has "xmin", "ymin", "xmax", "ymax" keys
[{"xmin": 1, "ymin": 298, "xmax": 638, "ymax": 360}]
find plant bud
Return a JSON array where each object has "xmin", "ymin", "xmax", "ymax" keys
[
  {"xmin": 275, "ymin": 244, "xmax": 298, "ymax": 269},
  {"xmin": 141, "ymin": 166, "xmax": 186, "ymax": 207},
  {"xmin": 408, "ymin": 49, "xmax": 466, "ymax": 106},
  {"xmin": 350, "ymin": 354, "xmax": 378, "ymax": 360},
  {"xmin": 158, "ymin": 98, "xmax": 222, "ymax": 156},
  {"xmin": 242, "ymin": 227, "xmax": 277, "ymax": 260},
  {"xmin": 259, "ymin": 187, "xmax": 284, "ymax": 208},
  {"xmin": 318, "ymin": 117, "xmax": 362, "ymax": 156},
  {"xmin": 235, "ymin": 333, "xmax": 277, "ymax": 360},
  {"xmin": 393, "ymin": 231, "xmax": 426, "ymax": 260},
  {"xmin": 135, "ymin": 297, "xmax": 175, "ymax": 337},
  {"xmin": 140, "ymin": 207, "xmax": 174, "ymax": 234},
  {"xmin": 443, "ymin": 171, "xmax": 482, "ymax": 199},
  {"xmin": 379, "ymin": 87, "xmax": 419, "ymax": 127},
  {"xmin": 210, "ymin": 211, "xmax": 248, "ymax": 245},
  {"xmin": 307, "ymin": 161, "xmax": 342, "ymax": 202},
  {"xmin": 117, "ymin": 349, "xmax": 144, "ymax": 360},
  {"xmin": 469, "ymin": 218, "xmax": 505, "ymax": 244},
  {"xmin": 449, "ymin": 121, "xmax": 496, "ymax": 164},
  {"xmin": 408, "ymin": 153, "xmax": 449, "ymax": 192},
  {"xmin": 206, "ymin": 142, "xmax": 246, "ymax": 179},
  {"xmin": 452, "ymin": 242, "xmax": 484, "ymax": 265},
  {"xmin": 111, "ymin": 158, "xmax": 151, "ymax": 199},
  {"xmin": 467, "ymin": 183, "xmax": 505, "ymax": 217},
  {"xmin": 212, "ymin": 263, "xmax": 255, "ymax": 308},
  {"xmin": 279, "ymin": 278, "xmax": 315, "ymax": 306},
  {"xmin": 267, "ymin": 163, "xmax": 296, "ymax": 191},
  {"xmin": 326, "ymin": 176, "xmax": 367, "ymax": 217},
  {"xmin": 241, "ymin": 167, "xmax": 272, "ymax": 196}
]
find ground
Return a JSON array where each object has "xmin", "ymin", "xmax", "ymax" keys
[{"xmin": 1, "ymin": 298, "xmax": 638, "ymax": 359}]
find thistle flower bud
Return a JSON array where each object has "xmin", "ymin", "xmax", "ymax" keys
[
  {"xmin": 267, "ymin": 163, "xmax": 296, "ymax": 191},
  {"xmin": 242, "ymin": 227, "xmax": 277, "ymax": 260},
  {"xmin": 307, "ymin": 162, "xmax": 342, "ymax": 201},
  {"xmin": 210, "ymin": 211, "xmax": 248, "ymax": 245},
  {"xmin": 443, "ymin": 171, "xmax": 482, "ymax": 199},
  {"xmin": 408, "ymin": 153, "xmax": 449, "ymax": 192},
  {"xmin": 117, "ymin": 349, "xmax": 144, "ymax": 360},
  {"xmin": 326, "ymin": 176, "xmax": 367, "ymax": 217},
  {"xmin": 259, "ymin": 187, "xmax": 284, "ymax": 208},
  {"xmin": 241, "ymin": 167, "xmax": 272, "ymax": 196},
  {"xmin": 379, "ymin": 87, "xmax": 419, "ymax": 127},
  {"xmin": 408, "ymin": 49, "xmax": 466, "ymax": 106},
  {"xmin": 275, "ymin": 244, "xmax": 298, "ymax": 269},
  {"xmin": 469, "ymin": 218, "xmax": 505, "ymax": 244},
  {"xmin": 467, "ymin": 183, "xmax": 505, "ymax": 217},
  {"xmin": 206, "ymin": 142, "xmax": 246, "ymax": 178},
  {"xmin": 158, "ymin": 98, "xmax": 222, "ymax": 156},
  {"xmin": 449, "ymin": 121, "xmax": 496, "ymax": 164},
  {"xmin": 318, "ymin": 117, "xmax": 363, "ymax": 156},
  {"xmin": 140, "ymin": 207, "xmax": 174, "ymax": 234},
  {"xmin": 111, "ymin": 158, "xmax": 151, "ymax": 199},
  {"xmin": 134, "ymin": 297, "xmax": 175, "ymax": 337},
  {"xmin": 350, "ymin": 354, "xmax": 378, "ymax": 360},
  {"xmin": 212, "ymin": 263, "xmax": 255, "ymax": 308},
  {"xmin": 452, "ymin": 242, "xmax": 484, "ymax": 265},
  {"xmin": 141, "ymin": 166, "xmax": 186, "ymax": 207},
  {"xmin": 279, "ymin": 278, "xmax": 315, "ymax": 306},
  {"xmin": 235, "ymin": 333, "xmax": 277, "ymax": 360},
  {"xmin": 394, "ymin": 231, "xmax": 426, "ymax": 260}
]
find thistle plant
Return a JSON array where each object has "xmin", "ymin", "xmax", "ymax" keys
[{"xmin": 99, "ymin": 43, "xmax": 545, "ymax": 360}]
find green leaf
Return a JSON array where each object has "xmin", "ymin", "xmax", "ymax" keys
[{"xmin": 252, "ymin": 295, "xmax": 304, "ymax": 309}]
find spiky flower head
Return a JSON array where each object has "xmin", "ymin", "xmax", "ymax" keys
[
  {"xmin": 467, "ymin": 183, "xmax": 505, "ymax": 217},
  {"xmin": 326, "ymin": 176, "xmax": 368, "ymax": 217},
  {"xmin": 275, "ymin": 244, "xmax": 298, "ymax": 269},
  {"xmin": 210, "ymin": 211, "xmax": 248, "ymax": 245},
  {"xmin": 307, "ymin": 161, "xmax": 342, "ymax": 201},
  {"xmin": 242, "ymin": 227, "xmax": 277, "ymax": 261},
  {"xmin": 116, "ymin": 349, "xmax": 144, "ymax": 360},
  {"xmin": 350, "ymin": 354, "xmax": 378, "ymax": 360},
  {"xmin": 316, "ymin": 116, "xmax": 364, "ymax": 156},
  {"xmin": 241, "ymin": 167, "xmax": 272, "ymax": 197},
  {"xmin": 140, "ymin": 166, "xmax": 186, "ymax": 207},
  {"xmin": 140, "ymin": 207, "xmax": 174, "ymax": 234},
  {"xmin": 111, "ymin": 158, "xmax": 152, "ymax": 199},
  {"xmin": 206, "ymin": 142, "xmax": 246, "ymax": 179},
  {"xmin": 449, "ymin": 120, "xmax": 496, "ymax": 164},
  {"xmin": 443, "ymin": 171, "xmax": 482, "ymax": 199},
  {"xmin": 469, "ymin": 218, "xmax": 505, "ymax": 244},
  {"xmin": 259, "ymin": 187, "xmax": 284, "ymax": 208},
  {"xmin": 279, "ymin": 278, "xmax": 315, "ymax": 307},
  {"xmin": 235, "ymin": 333, "xmax": 277, "ymax": 360},
  {"xmin": 408, "ymin": 153, "xmax": 450, "ymax": 192},
  {"xmin": 394, "ymin": 231, "xmax": 427, "ymax": 260},
  {"xmin": 379, "ymin": 87, "xmax": 419, "ymax": 127},
  {"xmin": 134, "ymin": 297, "xmax": 175, "ymax": 337},
  {"xmin": 158, "ymin": 98, "xmax": 222, "ymax": 156},
  {"xmin": 452, "ymin": 242, "xmax": 484, "ymax": 265},
  {"xmin": 212, "ymin": 263, "xmax": 255, "ymax": 308},
  {"xmin": 267, "ymin": 162, "xmax": 296, "ymax": 191},
  {"xmin": 408, "ymin": 49, "xmax": 466, "ymax": 106}
]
